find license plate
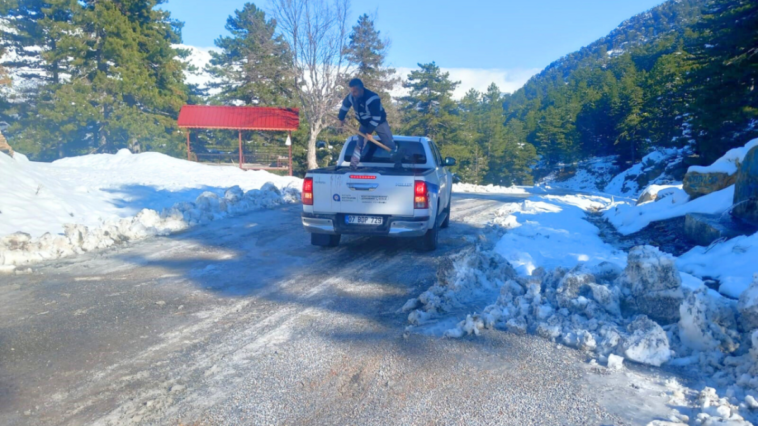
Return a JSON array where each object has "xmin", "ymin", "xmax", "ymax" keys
[{"xmin": 345, "ymin": 215, "xmax": 383, "ymax": 225}]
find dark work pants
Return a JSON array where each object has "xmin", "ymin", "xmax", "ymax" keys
[{"xmin": 350, "ymin": 122, "xmax": 395, "ymax": 168}]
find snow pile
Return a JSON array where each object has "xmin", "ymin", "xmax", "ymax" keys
[
  {"xmin": 0, "ymin": 183, "xmax": 297, "ymax": 269},
  {"xmin": 603, "ymin": 185, "xmax": 733, "ymax": 235},
  {"xmin": 604, "ymin": 147, "xmax": 689, "ymax": 197},
  {"xmin": 541, "ymin": 156, "xmax": 618, "ymax": 193},
  {"xmin": 404, "ymin": 190, "xmax": 758, "ymax": 418},
  {"xmin": 678, "ymin": 234, "xmax": 758, "ymax": 298},
  {"xmin": 0, "ymin": 149, "xmax": 301, "ymax": 238},
  {"xmin": 688, "ymin": 139, "xmax": 758, "ymax": 175},
  {"xmin": 0, "ymin": 150, "xmax": 301, "ymax": 269},
  {"xmin": 452, "ymin": 183, "xmax": 528, "ymax": 195}
]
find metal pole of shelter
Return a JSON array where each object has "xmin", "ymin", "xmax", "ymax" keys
[
  {"xmin": 288, "ymin": 131, "xmax": 293, "ymax": 176},
  {"xmin": 186, "ymin": 130, "xmax": 191, "ymax": 161},
  {"xmin": 238, "ymin": 130, "xmax": 243, "ymax": 169}
]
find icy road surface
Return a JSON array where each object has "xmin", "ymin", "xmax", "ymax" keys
[{"xmin": 0, "ymin": 193, "xmax": 685, "ymax": 426}]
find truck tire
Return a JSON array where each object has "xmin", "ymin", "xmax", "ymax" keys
[
  {"xmin": 311, "ymin": 233, "xmax": 341, "ymax": 247},
  {"xmin": 419, "ymin": 219, "xmax": 439, "ymax": 252},
  {"xmin": 440, "ymin": 197, "xmax": 451, "ymax": 229}
]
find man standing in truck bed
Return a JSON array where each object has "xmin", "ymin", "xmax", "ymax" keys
[{"xmin": 338, "ymin": 78, "xmax": 397, "ymax": 170}]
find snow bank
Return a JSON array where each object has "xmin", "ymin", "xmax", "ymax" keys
[
  {"xmin": 688, "ymin": 138, "xmax": 758, "ymax": 175},
  {"xmin": 0, "ymin": 150, "xmax": 301, "ymax": 238},
  {"xmin": 677, "ymin": 233, "xmax": 758, "ymax": 298},
  {"xmin": 0, "ymin": 150, "xmax": 302, "ymax": 269},
  {"xmin": 452, "ymin": 183, "xmax": 528, "ymax": 195},
  {"xmin": 603, "ymin": 185, "xmax": 733, "ymax": 235}
]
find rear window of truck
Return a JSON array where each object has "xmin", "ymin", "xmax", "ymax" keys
[{"xmin": 342, "ymin": 140, "xmax": 427, "ymax": 164}]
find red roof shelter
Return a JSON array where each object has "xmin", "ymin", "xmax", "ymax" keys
[{"xmin": 177, "ymin": 105, "xmax": 300, "ymax": 175}]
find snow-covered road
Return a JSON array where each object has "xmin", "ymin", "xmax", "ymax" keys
[{"xmin": 0, "ymin": 191, "xmax": 687, "ymax": 426}]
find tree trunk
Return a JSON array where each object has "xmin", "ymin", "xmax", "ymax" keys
[{"xmin": 307, "ymin": 121, "xmax": 321, "ymax": 170}]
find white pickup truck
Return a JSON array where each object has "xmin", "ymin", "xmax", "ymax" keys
[{"xmin": 301, "ymin": 135, "xmax": 455, "ymax": 251}]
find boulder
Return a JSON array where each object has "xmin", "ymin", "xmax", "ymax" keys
[
  {"xmin": 732, "ymin": 145, "xmax": 758, "ymax": 225},
  {"xmin": 683, "ymin": 170, "xmax": 736, "ymax": 199},
  {"xmin": 684, "ymin": 213, "xmax": 746, "ymax": 246},
  {"xmin": 621, "ymin": 315, "xmax": 672, "ymax": 367},
  {"xmin": 618, "ymin": 246, "xmax": 684, "ymax": 324}
]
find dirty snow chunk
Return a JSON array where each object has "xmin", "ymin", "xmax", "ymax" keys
[
  {"xmin": 400, "ymin": 298, "xmax": 420, "ymax": 313},
  {"xmin": 621, "ymin": 316, "xmax": 672, "ymax": 367},
  {"xmin": 607, "ymin": 354, "xmax": 624, "ymax": 370},
  {"xmin": 505, "ymin": 317, "xmax": 527, "ymax": 335},
  {"xmin": 619, "ymin": 246, "xmax": 683, "ymax": 324},
  {"xmin": 562, "ymin": 330, "xmax": 597, "ymax": 351},
  {"xmin": 679, "ymin": 288, "xmax": 739, "ymax": 353},
  {"xmin": 737, "ymin": 274, "xmax": 758, "ymax": 331},
  {"xmin": 588, "ymin": 283, "xmax": 621, "ymax": 316},
  {"xmin": 445, "ymin": 314, "xmax": 485, "ymax": 338}
]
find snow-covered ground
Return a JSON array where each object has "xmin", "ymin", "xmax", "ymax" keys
[
  {"xmin": 0, "ymin": 150, "xmax": 301, "ymax": 269},
  {"xmin": 541, "ymin": 156, "xmax": 618, "ymax": 193},
  {"xmin": 452, "ymin": 182, "xmax": 529, "ymax": 195}
]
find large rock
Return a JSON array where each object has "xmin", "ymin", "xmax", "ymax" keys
[
  {"xmin": 621, "ymin": 315, "xmax": 672, "ymax": 367},
  {"xmin": 684, "ymin": 213, "xmax": 746, "ymax": 246},
  {"xmin": 683, "ymin": 170, "xmax": 737, "ymax": 199},
  {"xmin": 618, "ymin": 246, "xmax": 684, "ymax": 324},
  {"xmin": 732, "ymin": 145, "xmax": 758, "ymax": 225}
]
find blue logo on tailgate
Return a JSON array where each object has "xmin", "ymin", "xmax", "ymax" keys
[{"xmin": 333, "ymin": 194, "xmax": 341, "ymax": 202}]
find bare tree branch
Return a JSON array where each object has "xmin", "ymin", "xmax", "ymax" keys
[{"xmin": 271, "ymin": 0, "xmax": 351, "ymax": 169}]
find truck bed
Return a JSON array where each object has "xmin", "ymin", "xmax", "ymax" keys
[{"xmin": 307, "ymin": 165, "xmax": 434, "ymax": 176}]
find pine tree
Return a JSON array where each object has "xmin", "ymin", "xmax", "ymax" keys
[
  {"xmin": 344, "ymin": 14, "xmax": 399, "ymax": 108},
  {"xmin": 687, "ymin": 0, "xmax": 758, "ymax": 163},
  {"xmin": 9, "ymin": 0, "xmax": 189, "ymax": 159},
  {"xmin": 400, "ymin": 62, "xmax": 460, "ymax": 147},
  {"xmin": 207, "ymin": 3, "xmax": 294, "ymax": 106}
]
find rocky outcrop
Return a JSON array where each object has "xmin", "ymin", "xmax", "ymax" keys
[
  {"xmin": 683, "ymin": 170, "xmax": 737, "ymax": 199},
  {"xmin": 684, "ymin": 213, "xmax": 746, "ymax": 246},
  {"xmin": 732, "ymin": 145, "xmax": 758, "ymax": 225},
  {"xmin": 618, "ymin": 245, "xmax": 684, "ymax": 324}
]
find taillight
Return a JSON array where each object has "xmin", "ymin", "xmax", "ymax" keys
[
  {"xmin": 414, "ymin": 181, "xmax": 428, "ymax": 209},
  {"xmin": 302, "ymin": 177, "xmax": 314, "ymax": 205}
]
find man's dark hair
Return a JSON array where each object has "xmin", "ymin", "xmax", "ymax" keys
[{"xmin": 348, "ymin": 78, "xmax": 364, "ymax": 88}]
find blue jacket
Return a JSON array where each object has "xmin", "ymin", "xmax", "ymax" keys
[{"xmin": 337, "ymin": 88, "xmax": 387, "ymax": 133}]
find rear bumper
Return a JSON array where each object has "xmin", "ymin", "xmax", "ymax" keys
[{"xmin": 302, "ymin": 212, "xmax": 430, "ymax": 237}]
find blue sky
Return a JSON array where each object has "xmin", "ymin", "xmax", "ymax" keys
[{"xmin": 165, "ymin": 0, "xmax": 665, "ymax": 96}]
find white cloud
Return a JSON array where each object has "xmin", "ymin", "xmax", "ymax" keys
[
  {"xmin": 392, "ymin": 67, "xmax": 541, "ymax": 99},
  {"xmin": 176, "ymin": 45, "xmax": 541, "ymax": 101}
]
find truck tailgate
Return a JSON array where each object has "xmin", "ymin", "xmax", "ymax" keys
[{"xmin": 313, "ymin": 172, "xmax": 415, "ymax": 216}]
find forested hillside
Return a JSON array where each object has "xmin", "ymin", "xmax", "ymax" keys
[{"xmin": 499, "ymin": 0, "xmax": 758, "ymax": 174}]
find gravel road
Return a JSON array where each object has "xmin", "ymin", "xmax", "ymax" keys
[{"xmin": 0, "ymin": 193, "xmax": 679, "ymax": 425}]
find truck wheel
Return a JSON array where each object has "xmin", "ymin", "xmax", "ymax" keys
[
  {"xmin": 311, "ymin": 233, "xmax": 341, "ymax": 247},
  {"xmin": 440, "ymin": 198, "xmax": 451, "ymax": 229},
  {"xmin": 419, "ymin": 220, "xmax": 439, "ymax": 252}
]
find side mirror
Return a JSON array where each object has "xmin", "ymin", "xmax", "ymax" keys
[{"xmin": 443, "ymin": 157, "xmax": 456, "ymax": 167}]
